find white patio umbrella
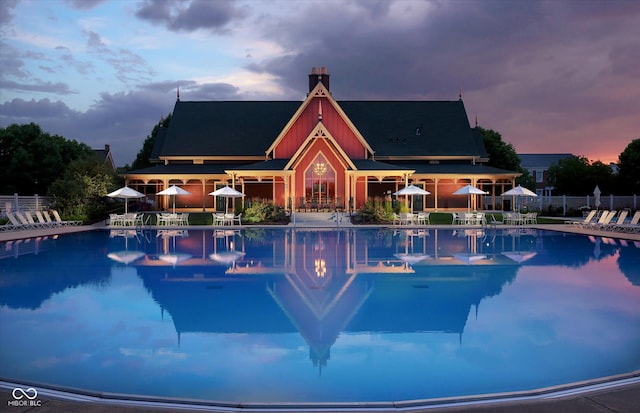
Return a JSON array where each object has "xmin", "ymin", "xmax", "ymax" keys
[
  {"xmin": 501, "ymin": 185, "xmax": 537, "ymax": 211},
  {"xmin": 107, "ymin": 186, "xmax": 145, "ymax": 213},
  {"xmin": 157, "ymin": 185, "xmax": 191, "ymax": 213},
  {"xmin": 209, "ymin": 186, "xmax": 245, "ymax": 212},
  {"xmin": 393, "ymin": 184, "xmax": 431, "ymax": 213},
  {"xmin": 453, "ymin": 184, "xmax": 487, "ymax": 212},
  {"xmin": 593, "ymin": 185, "xmax": 601, "ymax": 210}
]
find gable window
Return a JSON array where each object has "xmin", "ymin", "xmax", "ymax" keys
[{"xmin": 305, "ymin": 153, "xmax": 336, "ymax": 204}]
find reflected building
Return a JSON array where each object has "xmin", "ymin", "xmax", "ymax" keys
[{"xmin": 136, "ymin": 228, "xmax": 523, "ymax": 370}]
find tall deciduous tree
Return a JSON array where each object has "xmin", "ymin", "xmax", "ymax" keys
[
  {"xmin": 617, "ymin": 138, "xmax": 640, "ymax": 194},
  {"xmin": 547, "ymin": 156, "xmax": 614, "ymax": 195},
  {"xmin": 48, "ymin": 157, "xmax": 118, "ymax": 222},
  {"xmin": 0, "ymin": 123, "xmax": 93, "ymax": 194},
  {"xmin": 476, "ymin": 127, "xmax": 535, "ymax": 190},
  {"xmin": 126, "ymin": 114, "xmax": 171, "ymax": 171}
]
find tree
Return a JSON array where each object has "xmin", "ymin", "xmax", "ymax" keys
[
  {"xmin": 0, "ymin": 123, "xmax": 93, "ymax": 195},
  {"xmin": 476, "ymin": 127, "xmax": 535, "ymax": 190},
  {"xmin": 48, "ymin": 157, "xmax": 118, "ymax": 222},
  {"xmin": 547, "ymin": 156, "xmax": 614, "ymax": 195},
  {"xmin": 125, "ymin": 114, "xmax": 171, "ymax": 171},
  {"xmin": 617, "ymin": 138, "xmax": 640, "ymax": 194}
]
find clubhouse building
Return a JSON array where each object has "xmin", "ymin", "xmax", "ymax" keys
[{"xmin": 125, "ymin": 67, "xmax": 519, "ymax": 212}]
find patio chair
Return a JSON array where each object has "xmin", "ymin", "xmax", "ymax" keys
[
  {"xmin": 309, "ymin": 198, "xmax": 319, "ymax": 212},
  {"xmin": 392, "ymin": 213, "xmax": 401, "ymax": 225},
  {"xmin": 489, "ymin": 214, "xmax": 503, "ymax": 227},
  {"xmin": 110, "ymin": 214, "xmax": 124, "ymax": 227},
  {"xmin": 297, "ymin": 197, "xmax": 307, "ymax": 212},
  {"xmin": 233, "ymin": 213, "xmax": 242, "ymax": 225},
  {"xmin": 212, "ymin": 213, "xmax": 225, "ymax": 226},
  {"xmin": 417, "ymin": 212, "xmax": 430, "ymax": 225},
  {"xmin": 567, "ymin": 210, "xmax": 598, "ymax": 227}
]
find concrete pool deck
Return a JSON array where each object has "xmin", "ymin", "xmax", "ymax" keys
[
  {"xmin": 2, "ymin": 378, "xmax": 640, "ymax": 412},
  {"xmin": 1, "ymin": 217, "xmax": 639, "ymax": 412}
]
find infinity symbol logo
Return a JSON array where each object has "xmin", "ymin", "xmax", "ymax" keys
[{"xmin": 12, "ymin": 387, "xmax": 38, "ymax": 400}]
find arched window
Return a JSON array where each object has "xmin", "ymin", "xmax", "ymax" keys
[{"xmin": 304, "ymin": 153, "xmax": 335, "ymax": 204}]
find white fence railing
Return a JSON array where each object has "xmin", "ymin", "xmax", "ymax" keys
[
  {"xmin": 484, "ymin": 194, "xmax": 638, "ymax": 215},
  {"xmin": 1, "ymin": 194, "xmax": 53, "ymax": 217}
]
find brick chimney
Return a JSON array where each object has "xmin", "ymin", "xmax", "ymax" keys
[{"xmin": 309, "ymin": 66, "xmax": 329, "ymax": 92}]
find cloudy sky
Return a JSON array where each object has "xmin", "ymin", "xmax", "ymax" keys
[{"xmin": 1, "ymin": 0, "xmax": 639, "ymax": 167}]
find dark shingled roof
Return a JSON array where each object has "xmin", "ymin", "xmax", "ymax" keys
[
  {"xmin": 156, "ymin": 99, "xmax": 487, "ymax": 159},
  {"xmin": 351, "ymin": 159, "xmax": 413, "ymax": 171},
  {"xmin": 227, "ymin": 159, "xmax": 290, "ymax": 171},
  {"xmin": 519, "ymin": 153, "xmax": 574, "ymax": 168},
  {"xmin": 339, "ymin": 100, "xmax": 483, "ymax": 158},
  {"xmin": 159, "ymin": 101, "xmax": 300, "ymax": 157},
  {"xmin": 126, "ymin": 163, "xmax": 244, "ymax": 175},
  {"xmin": 395, "ymin": 163, "xmax": 519, "ymax": 175}
]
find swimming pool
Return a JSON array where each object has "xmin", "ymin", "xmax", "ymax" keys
[{"xmin": 1, "ymin": 228, "xmax": 639, "ymax": 406}]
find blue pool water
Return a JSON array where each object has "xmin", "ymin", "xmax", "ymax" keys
[{"xmin": 1, "ymin": 228, "xmax": 639, "ymax": 404}]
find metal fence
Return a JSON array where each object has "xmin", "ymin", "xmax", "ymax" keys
[
  {"xmin": 0, "ymin": 194, "xmax": 53, "ymax": 217},
  {"xmin": 484, "ymin": 194, "xmax": 639, "ymax": 215}
]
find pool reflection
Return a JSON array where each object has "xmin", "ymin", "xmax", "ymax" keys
[
  {"xmin": 2, "ymin": 228, "xmax": 640, "ymax": 402},
  {"xmin": 102, "ymin": 227, "xmax": 637, "ymax": 370}
]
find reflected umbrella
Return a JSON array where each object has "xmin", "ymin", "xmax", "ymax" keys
[
  {"xmin": 210, "ymin": 250, "xmax": 246, "ymax": 264},
  {"xmin": 453, "ymin": 253, "xmax": 487, "ymax": 265},
  {"xmin": 501, "ymin": 251, "xmax": 537, "ymax": 264},
  {"xmin": 394, "ymin": 253, "xmax": 430, "ymax": 265}
]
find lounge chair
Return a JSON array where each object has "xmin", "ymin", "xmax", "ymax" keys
[
  {"xmin": 14, "ymin": 211, "xmax": 37, "ymax": 229},
  {"xmin": 587, "ymin": 210, "xmax": 617, "ymax": 230},
  {"xmin": 35, "ymin": 211, "xmax": 56, "ymax": 228},
  {"xmin": 51, "ymin": 210, "xmax": 82, "ymax": 226},
  {"xmin": 566, "ymin": 210, "xmax": 597, "ymax": 227},
  {"xmin": 42, "ymin": 210, "xmax": 58, "ymax": 227},
  {"xmin": 3, "ymin": 212, "xmax": 27, "ymax": 231},
  {"xmin": 603, "ymin": 210, "xmax": 628, "ymax": 231},
  {"xmin": 25, "ymin": 211, "xmax": 48, "ymax": 228},
  {"xmin": 613, "ymin": 210, "xmax": 640, "ymax": 233}
]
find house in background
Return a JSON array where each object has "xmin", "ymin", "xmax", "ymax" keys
[
  {"xmin": 518, "ymin": 153, "xmax": 574, "ymax": 197},
  {"xmin": 125, "ymin": 68, "xmax": 519, "ymax": 212},
  {"xmin": 93, "ymin": 144, "xmax": 116, "ymax": 171}
]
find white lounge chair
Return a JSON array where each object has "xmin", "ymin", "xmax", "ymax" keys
[
  {"xmin": 35, "ymin": 211, "xmax": 56, "ymax": 228},
  {"xmin": 51, "ymin": 210, "xmax": 82, "ymax": 226},
  {"xmin": 566, "ymin": 210, "xmax": 597, "ymax": 227},
  {"xmin": 603, "ymin": 210, "xmax": 628, "ymax": 231},
  {"xmin": 613, "ymin": 211, "xmax": 640, "ymax": 233},
  {"xmin": 588, "ymin": 210, "xmax": 617, "ymax": 230},
  {"xmin": 14, "ymin": 211, "xmax": 37, "ymax": 229}
]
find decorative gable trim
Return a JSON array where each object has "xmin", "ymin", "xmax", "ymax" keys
[
  {"xmin": 266, "ymin": 81, "xmax": 375, "ymax": 159},
  {"xmin": 285, "ymin": 122, "xmax": 356, "ymax": 171}
]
